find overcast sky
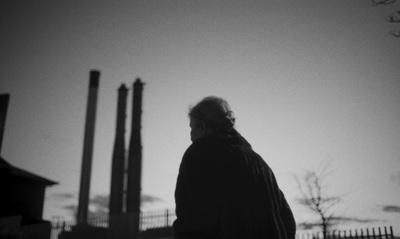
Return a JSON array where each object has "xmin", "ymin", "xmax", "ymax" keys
[{"xmin": 1, "ymin": 0, "xmax": 399, "ymax": 234}]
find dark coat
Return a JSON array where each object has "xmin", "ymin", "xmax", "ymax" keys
[{"xmin": 173, "ymin": 128, "xmax": 296, "ymax": 239}]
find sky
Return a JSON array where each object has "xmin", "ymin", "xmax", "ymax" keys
[{"xmin": 1, "ymin": 0, "xmax": 400, "ymax": 235}]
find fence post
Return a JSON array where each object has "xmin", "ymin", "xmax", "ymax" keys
[
  {"xmin": 389, "ymin": 226, "xmax": 393, "ymax": 239},
  {"xmin": 165, "ymin": 209, "xmax": 169, "ymax": 227},
  {"xmin": 140, "ymin": 211, "xmax": 143, "ymax": 231},
  {"xmin": 373, "ymin": 228, "xmax": 376, "ymax": 239}
]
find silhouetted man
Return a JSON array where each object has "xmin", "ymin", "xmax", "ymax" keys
[{"xmin": 173, "ymin": 96, "xmax": 296, "ymax": 239}]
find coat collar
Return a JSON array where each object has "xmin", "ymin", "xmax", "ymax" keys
[{"xmin": 191, "ymin": 127, "xmax": 252, "ymax": 148}]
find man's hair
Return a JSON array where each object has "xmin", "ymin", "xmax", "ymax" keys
[{"xmin": 189, "ymin": 96, "xmax": 236, "ymax": 130}]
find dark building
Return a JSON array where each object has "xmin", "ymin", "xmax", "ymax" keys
[
  {"xmin": 0, "ymin": 93, "xmax": 57, "ymax": 238},
  {"xmin": 0, "ymin": 157, "xmax": 57, "ymax": 239}
]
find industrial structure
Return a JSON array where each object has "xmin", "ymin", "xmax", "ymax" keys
[
  {"xmin": 67, "ymin": 71, "xmax": 145, "ymax": 239},
  {"xmin": 77, "ymin": 70, "xmax": 100, "ymax": 226},
  {"xmin": 108, "ymin": 79, "xmax": 144, "ymax": 239},
  {"xmin": 109, "ymin": 84, "xmax": 127, "ymax": 217}
]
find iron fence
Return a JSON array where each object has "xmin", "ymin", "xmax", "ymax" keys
[
  {"xmin": 296, "ymin": 226, "xmax": 395, "ymax": 239},
  {"xmin": 51, "ymin": 210, "xmax": 394, "ymax": 239},
  {"xmin": 51, "ymin": 209, "xmax": 176, "ymax": 239}
]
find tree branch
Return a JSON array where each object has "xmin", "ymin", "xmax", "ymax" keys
[{"xmin": 294, "ymin": 167, "xmax": 343, "ymax": 237}]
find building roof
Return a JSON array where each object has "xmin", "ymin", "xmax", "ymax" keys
[{"xmin": 0, "ymin": 157, "xmax": 57, "ymax": 186}]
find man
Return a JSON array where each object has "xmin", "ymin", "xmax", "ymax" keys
[{"xmin": 173, "ymin": 96, "xmax": 296, "ymax": 239}]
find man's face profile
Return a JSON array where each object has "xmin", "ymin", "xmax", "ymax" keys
[{"xmin": 189, "ymin": 117, "xmax": 204, "ymax": 142}]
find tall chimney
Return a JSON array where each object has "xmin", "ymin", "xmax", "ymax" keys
[
  {"xmin": 77, "ymin": 70, "xmax": 100, "ymax": 225},
  {"xmin": 126, "ymin": 79, "xmax": 144, "ymax": 238},
  {"xmin": 109, "ymin": 84, "xmax": 128, "ymax": 216},
  {"xmin": 0, "ymin": 94, "xmax": 10, "ymax": 155}
]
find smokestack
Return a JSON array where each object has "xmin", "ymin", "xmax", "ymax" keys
[
  {"xmin": 0, "ymin": 94, "xmax": 10, "ymax": 155},
  {"xmin": 77, "ymin": 70, "xmax": 100, "ymax": 225},
  {"xmin": 109, "ymin": 84, "xmax": 128, "ymax": 216},
  {"xmin": 126, "ymin": 79, "xmax": 144, "ymax": 238}
]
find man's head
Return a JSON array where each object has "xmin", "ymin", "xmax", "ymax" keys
[{"xmin": 188, "ymin": 96, "xmax": 235, "ymax": 142}]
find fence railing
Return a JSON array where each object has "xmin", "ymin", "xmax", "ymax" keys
[
  {"xmin": 51, "ymin": 210, "xmax": 394, "ymax": 239},
  {"xmin": 140, "ymin": 209, "xmax": 176, "ymax": 230},
  {"xmin": 51, "ymin": 209, "xmax": 176, "ymax": 239},
  {"xmin": 296, "ymin": 226, "xmax": 395, "ymax": 239}
]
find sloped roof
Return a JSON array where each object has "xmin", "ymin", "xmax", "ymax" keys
[{"xmin": 0, "ymin": 157, "xmax": 57, "ymax": 186}]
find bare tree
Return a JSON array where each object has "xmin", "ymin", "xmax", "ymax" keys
[
  {"xmin": 294, "ymin": 166, "xmax": 342, "ymax": 239},
  {"xmin": 372, "ymin": 0, "xmax": 400, "ymax": 37}
]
